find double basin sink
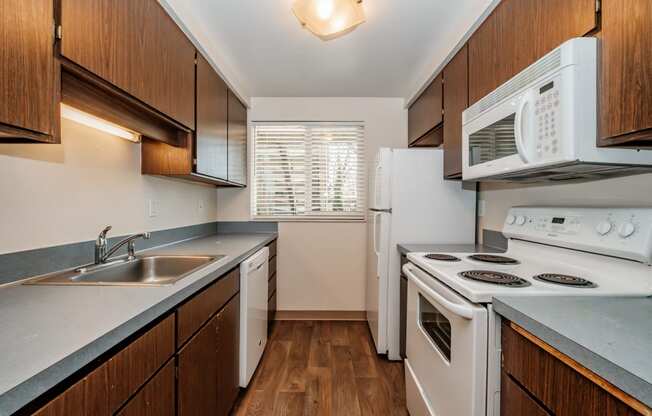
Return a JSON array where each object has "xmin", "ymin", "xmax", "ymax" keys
[{"xmin": 26, "ymin": 255, "xmax": 224, "ymax": 287}]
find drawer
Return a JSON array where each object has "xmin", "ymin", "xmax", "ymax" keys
[
  {"xmin": 501, "ymin": 371, "xmax": 551, "ymax": 416},
  {"xmin": 268, "ymin": 256, "xmax": 276, "ymax": 280},
  {"xmin": 267, "ymin": 239, "xmax": 277, "ymax": 259},
  {"xmin": 116, "ymin": 359, "xmax": 175, "ymax": 416},
  {"xmin": 176, "ymin": 267, "xmax": 240, "ymax": 346},
  {"xmin": 501, "ymin": 322, "xmax": 639, "ymax": 416},
  {"xmin": 107, "ymin": 314, "xmax": 175, "ymax": 411},
  {"xmin": 268, "ymin": 273, "xmax": 277, "ymax": 299}
]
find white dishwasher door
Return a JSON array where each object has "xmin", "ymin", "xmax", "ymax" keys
[{"xmin": 239, "ymin": 246, "xmax": 269, "ymax": 387}]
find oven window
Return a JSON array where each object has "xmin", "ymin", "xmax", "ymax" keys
[
  {"xmin": 419, "ymin": 294, "xmax": 452, "ymax": 361},
  {"xmin": 469, "ymin": 113, "xmax": 518, "ymax": 166}
]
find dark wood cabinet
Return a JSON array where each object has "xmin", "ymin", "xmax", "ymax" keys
[
  {"xmin": 501, "ymin": 321, "xmax": 644, "ymax": 416},
  {"xmin": 60, "ymin": 0, "xmax": 196, "ymax": 129},
  {"xmin": 442, "ymin": 46, "xmax": 468, "ymax": 179},
  {"xmin": 468, "ymin": 0, "xmax": 597, "ymax": 105},
  {"xmin": 215, "ymin": 293, "xmax": 240, "ymax": 416},
  {"xmin": 178, "ymin": 314, "xmax": 220, "ymax": 416},
  {"xmin": 0, "ymin": 0, "xmax": 58, "ymax": 143},
  {"xmin": 196, "ymin": 54, "xmax": 229, "ymax": 180},
  {"xmin": 32, "ymin": 363, "xmax": 110, "ymax": 416},
  {"xmin": 267, "ymin": 239, "xmax": 278, "ymax": 330},
  {"xmin": 227, "ymin": 91, "xmax": 248, "ymax": 185},
  {"xmin": 598, "ymin": 0, "xmax": 652, "ymax": 146},
  {"xmin": 115, "ymin": 360, "xmax": 175, "ymax": 416},
  {"xmin": 408, "ymin": 73, "xmax": 443, "ymax": 146},
  {"xmin": 501, "ymin": 371, "xmax": 550, "ymax": 416},
  {"xmin": 178, "ymin": 294, "xmax": 240, "ymax": 416}
]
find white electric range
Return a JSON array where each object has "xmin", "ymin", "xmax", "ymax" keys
[{"xmin": 402, "ymin": 207, "xmax": 652, "ymax": 416}]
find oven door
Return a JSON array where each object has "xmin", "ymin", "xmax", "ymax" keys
[{"xmin": 403, "ymin": 263, "xmax": 488, "ymax": 416}]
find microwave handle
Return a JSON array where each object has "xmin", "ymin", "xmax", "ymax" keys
[{"xmin": 514, "ymin": 92, "xmax": 534, "ymax": 163}]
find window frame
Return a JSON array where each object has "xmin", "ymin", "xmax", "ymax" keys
[{"xmin": 250, "ymin": 121, "xmax": 366, "ymax": 222}]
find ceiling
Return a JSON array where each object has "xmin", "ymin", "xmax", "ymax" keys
[{"xmin": 164, "ymin": 0, "xmax": 497, "ymax": 100}]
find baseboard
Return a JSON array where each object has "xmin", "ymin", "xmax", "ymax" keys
[{"xmin": 275, "ymin": 310, "xmax": 366, "ymax": 321}]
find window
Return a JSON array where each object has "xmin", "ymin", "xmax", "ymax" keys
[{"xmin": 252, "ymin": 122, "xmax": 365, "ymax": 220}]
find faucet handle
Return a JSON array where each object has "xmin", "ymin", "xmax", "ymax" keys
[{"xmin": 143, "ymin": 232, "xmax": 151, "ymax": 239}]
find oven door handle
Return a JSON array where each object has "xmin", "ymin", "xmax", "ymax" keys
[{"xmin": 403, "ymin": 264, "xmax": 475, "ymax": 320}]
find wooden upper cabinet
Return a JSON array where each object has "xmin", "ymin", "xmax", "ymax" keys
[
  {"xmin": 60, "ymin": 0, "xmax": 196, "ymax": 129},
  {"xmin": 196, "ymin": 54, "xmax": 229, "ymax": 180},
  {"xmin": 599, "ymin": 0, "xmax": 652, "ymax": 145},
  {"xmin": 408, "ymin": 73, "xmax": 443, "ymax": 145},
  {"xmin": 442, "ymin": 46, "xmax": 468, "ymax": 179},
  {"xmin": 0, "ymin": 0, "xmax": 58, "ymax": 142},
  {"xmin": 227, "ymin": 91, "xmax": 248, "ymax": 185},
  {"xmin": 468, "ymin": 0, "xmax": 597, "ymax": 104}
]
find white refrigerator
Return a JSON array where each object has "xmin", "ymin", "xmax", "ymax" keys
[{"xmin": 367, "ymin": 148, "xmax": 476, "ymax": 360}]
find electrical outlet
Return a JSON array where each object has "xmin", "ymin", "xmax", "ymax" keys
[
  {"xmin": 148, "ymin": 200, "xmax": 160, "ymax": 217},
  {"xmin": 477, "ymin": 200, "xmax": 487, "ymax": 217}
]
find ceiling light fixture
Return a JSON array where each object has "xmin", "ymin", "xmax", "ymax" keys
[
  {"xmin": 292, "ymin": 0, "xmax": 365, "ymax": 41},
  {"xmin": 60, "ymin": 104, "xmax": 141, "ymax": 142}
]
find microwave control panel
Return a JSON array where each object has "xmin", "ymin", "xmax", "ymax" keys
[
  {"xmin": 503, "ymin": 207, "xmax": 652, "ymax": 263},
  {"xmin": 533, "ymin": 79, "xmax": 561, "ymax": 158}
]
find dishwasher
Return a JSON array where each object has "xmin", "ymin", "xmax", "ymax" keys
[{"xmin": 239, "ymin": 246, "xmax": 269, "ymax": 387}]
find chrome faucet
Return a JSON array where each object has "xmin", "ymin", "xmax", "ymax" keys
[{"xmin": 94, "ymin": 226, "xmax": 151, "ymax": 264}]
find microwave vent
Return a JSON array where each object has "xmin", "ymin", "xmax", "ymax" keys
[{"xmin": 465, "ymin": 48, "xmax": 562, "ymax": 122}]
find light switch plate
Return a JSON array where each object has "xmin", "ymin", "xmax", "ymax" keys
[{"xmin": 148, "ymin": 200, "xmax": 160, "ymax": 217}]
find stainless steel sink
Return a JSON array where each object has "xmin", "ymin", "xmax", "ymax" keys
[{"xmin": 25, "ymin": 255, "xmax": 222, "ymax": 287}]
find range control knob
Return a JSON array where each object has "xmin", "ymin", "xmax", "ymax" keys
[
  {"xmin": 515, "ymin": 216, "xmax": 527, "ymax": 226},
  {"xmin": 506, "ymin": 215, "xmax": 516, "ymax": 225},
  {"xmin": 618, "ymin": 222, "xmax": 636, "ymax": 239},
  {"xmin": 596, "ymin": 221, "xmax": 613, "ymax": 236}
]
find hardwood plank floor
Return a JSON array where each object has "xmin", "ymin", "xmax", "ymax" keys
[{"xmin": 232, "ymin": 321, "xmax": 409, "ymax": 416}]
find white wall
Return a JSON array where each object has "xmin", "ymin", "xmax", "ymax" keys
[
  {"xmin": 218, "ymin": 97, "xmax": 407, "ymax": 311},
  {"xmin": 0, "ymin": 119, "xmax": 218, "ymax": 254},
  {"xmin": 478, "ymin": 173, "xmax": 652, "ymax": 239}
]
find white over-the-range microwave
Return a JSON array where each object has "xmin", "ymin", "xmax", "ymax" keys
[{"xmin": 462, "ymin": 37, "xmax": 652, "ymax": 182}]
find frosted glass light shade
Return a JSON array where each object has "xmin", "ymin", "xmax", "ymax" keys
[{"xmin": 292, "ymin": 0, "xmax": 365, "ymax": 41}]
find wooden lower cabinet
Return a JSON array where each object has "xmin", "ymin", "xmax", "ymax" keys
[
  {"xmin": 178, "ymin": 293, "xmax": 240, "ymax": 416},
  {"xmin": 501, "ymin": 321, "xmax": 642, "ymax": 416},
  {"xmin": 115, "ymin": 360, "xmax": 175, "ymax": 416},
  {"xmin": 31, "ymin": 271, "xmax": 242, "ymax": 416}
]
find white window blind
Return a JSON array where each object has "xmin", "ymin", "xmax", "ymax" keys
[{"xmin": 252, "ymin": 122, "xmax": 365, "ymax": 220}]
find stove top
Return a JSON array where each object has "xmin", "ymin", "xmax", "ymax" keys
[
  {"xmin": 424, "ymin": 254, "xmax": 461, "ymax": 262},
  {"xmin": 467, "ymin": 254, "xmax": 520, "ymax": 265},
  {"xmin": 458, "ymin": 270, "xmax": 530, "ymax": 287},
  {"xmin": 532, "ymin": 273, "xmax": 597, "ymax": 288}
]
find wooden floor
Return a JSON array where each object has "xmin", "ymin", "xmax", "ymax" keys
[{"xmin": 231, "ymin": 320, "xmax": 409, "ymax": 416}]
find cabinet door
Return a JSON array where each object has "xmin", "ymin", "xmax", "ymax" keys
[
  {"xmin": 599, "ymin": 0, "xmax": 652, "ymax": 145},
  {"xmin": 60, "ymin": 0, "xmax": 196, "ymax": 129},
  {"xmin": 196, "ymin": 54, "xmax": 228, "ymax": 180},
  {"xmin": 115, "ymin": 360, "xmax": 175, "ymax": 416},
  {"xmin": 468, "ymin": 0, "xmax": 597, "ymax": 104},
  {"xmin": 0, "ymin": 0, "xmax": 57, "ymax": 142},
  {"xmin": 442, "ymin": 46, "xmax": 468, "ymax": 179},
  {"xmin": 177, "ymin": 315, "xmax": 219, "ymax": 416},
  {"xmin": 227, "ymin": 91, "xmax": 248, "ymax": 185},
  {"xmin": 501, "ymin": 372, "xmax": 551, "ymax": 416},
  {"xmin": 408, "ymin": 73, "xmax": 443, "ymax": 145},
  {"xmin": 216, "ymin": 294, "xmax": 240, "ymax": 416},
  {"xmin": 33, "ymin": 363, "xmax": 109, "ymax": 416}
]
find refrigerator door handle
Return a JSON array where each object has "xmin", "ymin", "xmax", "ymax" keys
[
  {"xmin": 373, "ymin": 212, "xmax": 381, "ymax": 257},
  {"xmin": 369, "ymin": 208, "xmax": 392, "ymax": 213}
]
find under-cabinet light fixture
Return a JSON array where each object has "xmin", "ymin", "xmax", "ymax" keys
[
  {"xmin": 292, "ymin": 0, "xmax": 365, "ymax": 41},
  {"xmin": 60, "ymin": 104, "xmax": 141, "ymax": 142}
]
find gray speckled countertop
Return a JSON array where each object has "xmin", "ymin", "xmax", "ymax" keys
[
  {"xmin": 494, "ymin": 296, "xmax": 652, "ymax": 408},
  {"xmin": 0, "ymin": 233, "xmax": 276, "ymax": 415},
  {"xmin": 397, "ymin": 243, "xmax": 502, "ymax": 255}
]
